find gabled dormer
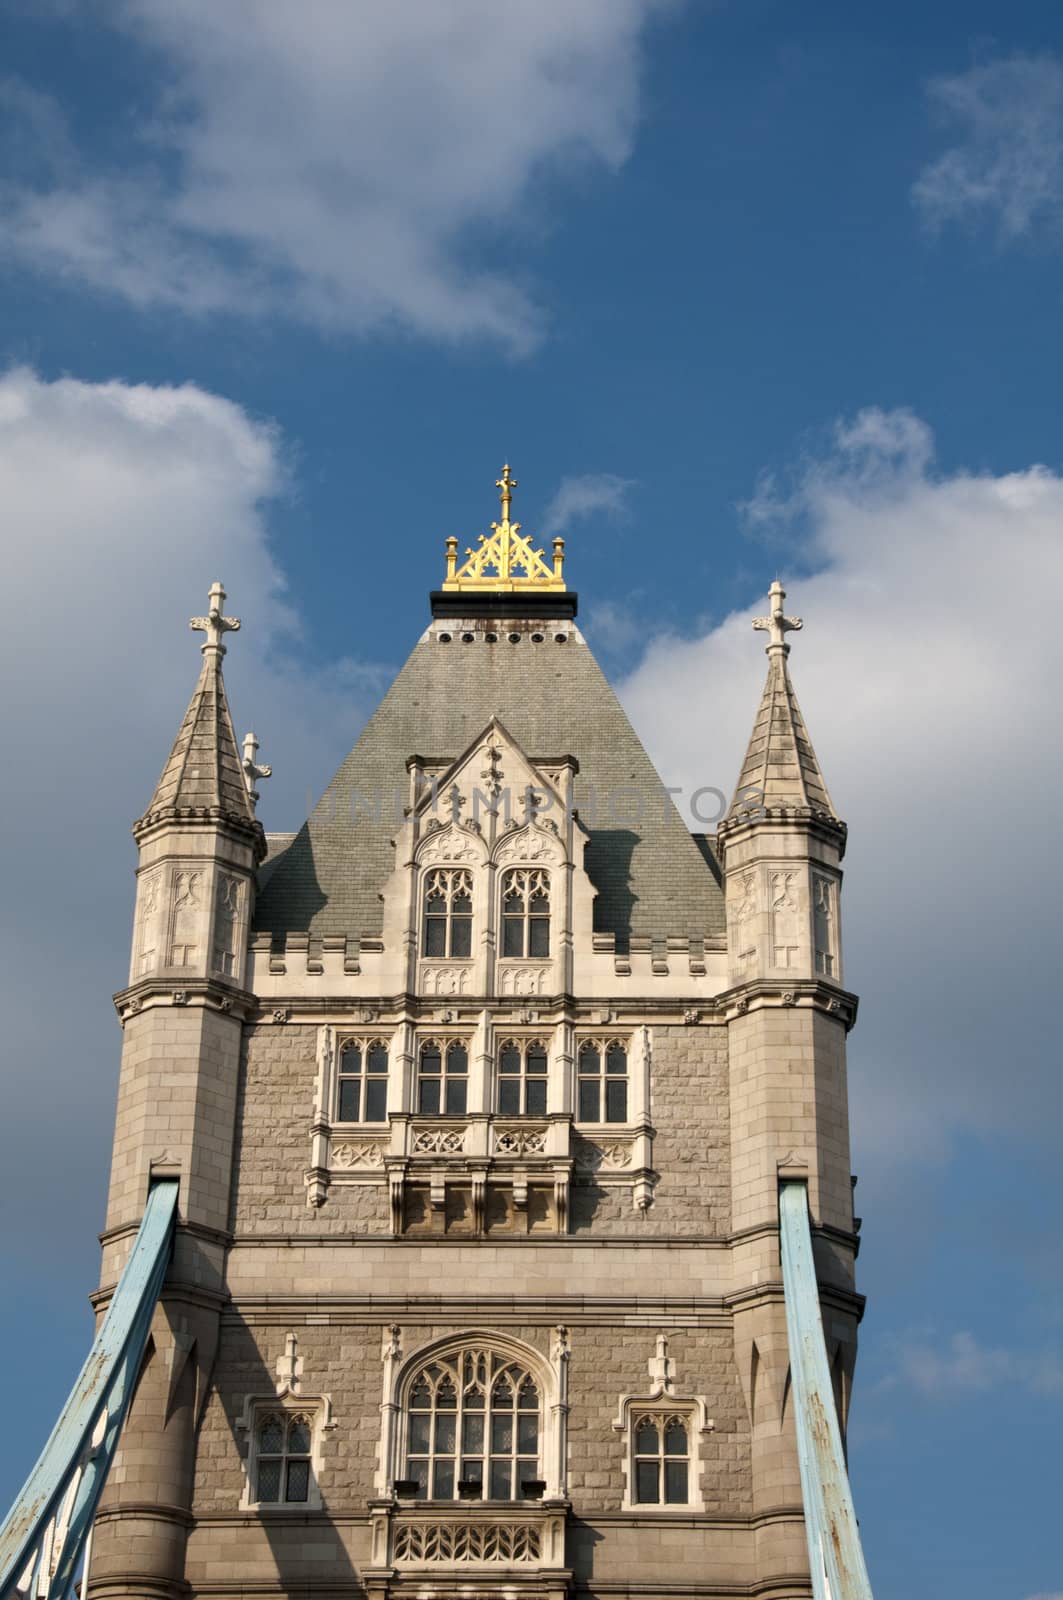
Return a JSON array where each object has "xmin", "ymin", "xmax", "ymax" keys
[{"xmin": 380, "ymin": 717, "xmax": 594, "ymax": 1001}]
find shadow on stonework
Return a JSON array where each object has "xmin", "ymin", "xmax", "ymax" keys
[
  {"xmin": 208, "ymin": 1309, "xmax": 363, "ymax": 1590},
  {"xmin": 569, "ymin": 1181, "xmax": 628, "ymax": 1233},
  {"xmin": 582, "ymin": 827, "xmax": 639, "ymax": 953},
  {"xmin": 566, "ymin": 1515, "xmax": 605, "ymax": 1589}
]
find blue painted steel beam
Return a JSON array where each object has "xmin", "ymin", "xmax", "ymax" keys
[
  {"xmin": 779, "ymin": 1180, "xmax": 874, "ymax": 1600},
  {"xmin": 0, "ymin": 1180, "xmax": 178, "ymax": 1600}
]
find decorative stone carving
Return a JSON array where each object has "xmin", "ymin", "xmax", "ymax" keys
[
  {"xmin": 393, "ymin": 1520, "xmax": 542, "ymax": 1563},
  {"xmin": 418, "ymin": 826, "xmax": 482, "ymax": 866},
  {"xmin": 421, "ymin": 964, "xmax": 472, "ymax": 997},
  {"xmin": 331, "ymin": 1140, "xmax": 385, "ymax": 1169},
  {"xmin": 498, "ymin": 964, "xmax": 550, "ymax": 997},
  {"xmin": 733, "ymin": 869, "xmax": 758, "ymax": 972},
  {"xmin": 412, "ymin": 1126, "xmax": 466, "ymax": 1155},
  {"xmin": 273, "ymin": 1008, "xmax": 290, "ymax": 1024},
  {"xmin": 770, "ymin": 869, "xmax": 801, "ymax": 970},
  {"xmin": 495, "ymin": 827, "xmax": 560, "ymax": 866},
  {"xmin": 493, "ymin": 1126, "xmax": 547, "ymax": 1156},
  {"xmin": 574, "ymin": 1139, "xmax": 633, "ymax": 1171}
]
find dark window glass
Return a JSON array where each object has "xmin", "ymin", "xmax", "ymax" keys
[
  {"xmin": 498, "ymin": 1078, "xmax": 520, "ymax": 1115},
  {"xmin": 419, "ymin": 1077, "xmax": 441, "ymax": 1114},
  {"xmin": 445, "ymin": 1077, "xmax": 467, "ymax": 1114},
  {"xmin": 367, "ymin": 1043, "xmax": 388, "ymax": 1073},
  {"xmin": 664, "ymin": 1420, "xmax": 687, "ymax": 1455},
  {"xmin": 605, "ymin": 1079, "xmax": 628, "ymax": 1123},
  {"xmin": 606, "ymin": 1044, "xmax": 627, "ymax": 1074},
  {"xmin": 286, "ymin": 1459, "xmax": 310, "ymax": 1501},
  {"xmin": 338, "ymin": 1078, "xmax": 361, "ymax": 1121},
  {"xmin": 636, "ymin": 1461, "xmax": 659, "ymax": 1503},
  {"xmin": 579, "ymin": 1079, "xmax": 600, "ymax": 1123},
  {"xmin": 450, "ymin": 916, "xmax": 471, "ymax": 958},
  {"xmin": 529, "ymin": 918, "xmax": 550, "ymax": 956},
  {"xmin": 500, "ymin": 1044, "xmax": 521, "ymax": 1074},
  {"xmin": 424, "ymin": 917, "xmax": 446, "ymax": 957},
  {"xmin": 502, "ymin": 915, "xmax": 523, "ymax": 957},
  {"xmin": 257, "ymin": 1459, "xmax": 281, "ymax": 1501},
  {"xmin": 526, "ymin": 1078, "xmax": 547, "ymax": 1116},
  {"xmin": 365, "ymin": 1077, "xmax": 387, "ymax": 1121},
  {"xmin": 664, "ymin": 1460, "xmax": 688, "ymax": 1504},
  {"xmin": 635, "ymin": 1419, "xmax": 659, "ymax": 1455},
  {"xmin": 433, "ymin": 1460, "xmax": 454, "ymax": 1499}
]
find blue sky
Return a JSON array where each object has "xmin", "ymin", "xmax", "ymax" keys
[{"xmin": 1, "ymin": 4, "xmax": 1061, "ymax": 1597}]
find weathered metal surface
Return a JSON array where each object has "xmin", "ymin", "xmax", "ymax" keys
[
  {"xmin": 0, "ymin": 1181, "xmax": 178, "ymax": 1600},
  {"xmin": 779, "ymin": 1180, "xmax": 873, "ymax": 1600}
]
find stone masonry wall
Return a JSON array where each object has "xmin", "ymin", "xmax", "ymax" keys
[
  {"xmin": 192, "ymin": 1319, "xmax": 750, "ymax": 1519},
  {"xmin": 230, "ymin": 1022, "xmax": 731, "ymax": 1239}
]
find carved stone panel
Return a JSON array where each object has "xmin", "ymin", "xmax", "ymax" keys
[
  {"xmin": 769, "ymin": 869, "xmax": 802, "ymax": 971},
  {"xmin": 498, "ymin": 964, "xmax": 551, "ymax": 997}
]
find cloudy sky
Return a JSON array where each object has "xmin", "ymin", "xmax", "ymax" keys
[{"xmin": 1, "ymin": 3, "xmax": 1061, "ymax": 1596}]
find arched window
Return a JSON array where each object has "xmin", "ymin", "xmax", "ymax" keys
[
  {"xmin": 497, "ymin": 1038, "xmax": 548, "ymax": 1116},
  {"xmin": 577, "ymin": 1038, "xmax": 628, "ymax": 1123},
  {"xmin": 418, "ymin": 1038, "xmax": 469, "ymax": 1114},
  {"xmin": 500, "ymin": 869, "xmax": 550, "ymax": 958},
  {"xmin": 423, "ymin": 869, "xmax": 473, "ymax": 958},
  {"xmin": 336, "ymin": 1037, "xmax": 389, "ymax": 1122},
  {"xmin": 403, "ymin": 1347, "xmax": 541, "ymax": 1501},
  {"xmin": 632, "ymin": 1412, "xmax": 690, "ymax": 1505},
  {"xmin": 253, "ymin": 1410, "xmax": 313, "ymax": 1504}
]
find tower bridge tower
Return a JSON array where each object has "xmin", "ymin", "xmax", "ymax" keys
[{"xmin": 93, "ymin": 471, "xmax": 863, "ymax": 1600}]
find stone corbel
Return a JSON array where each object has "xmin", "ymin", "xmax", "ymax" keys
[
  {"xmin": 471, "ymin": 1169, "xmax": 488, "ymax": 1233},
  {"xmin": 552, "ymin": 1165, "xmax": 570, "ymax": 1235},
  {"xmin": 512, "ymin": 1169, "xmax": 529, "ymax": 1210},
  {"xmin": 430, "ymin": 1168, "xmax": 447, "ymax": 1211},
  {"xmin": 386, "ymin": 1163, "xmax": 407, "ymax": 1235}
]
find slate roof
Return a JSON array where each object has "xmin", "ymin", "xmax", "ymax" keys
[
  {"xmin": 255, "ymin": 622, "xmax": 725, "ymax": 946},
  {"xmin": 137, "ymin": 651, "xmax": 259, "ymax": 839},
  {"xmin": 726, "ymin": 650, "xmax": 837, "ymax": 821}
]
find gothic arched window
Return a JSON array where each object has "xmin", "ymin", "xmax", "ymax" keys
[
  {"xmin": 403, "ymin": 1347, "xmax": 541, "ymax": 1502},
  {"xmin": 497, "ymin": 1038, "xmax": 548, "ymax": 1116},
  {"xmin": 500, "ymin": 869, "xmax": 550, "ymax": 958},
  {"xmin": 253, "ymin": 1410, "xmax": 313, "ymax": 1504},
  {"xmin": 577, "ymin": 1038, "xmax": 628, "ymax": 1123},
  {"xmin": 336, "ymin": 1037, "xmax": 389, "ymax": 1122},
  {"xmin": 632, "ymin": 1412, "xmax": 690, "ymax": 1505},
  {"xmin": 418, "ymin": 1038, "xmax": 469, "ymax": 1115},
  {"xmin": 423, "ymin": 869, "xmax": 473, "ymax": 959}
]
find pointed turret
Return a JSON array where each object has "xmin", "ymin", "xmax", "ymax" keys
[
  {"xmin": 724, "ymin": 580, "xmax": 841, "ymax": 829},
  {"xmin": 718, "ymin": 581, "xmax": 860, "ymax": 1561},
  {"xmin": 100, "ymin": 583, "xmax": 271, "ymax": 1599},
  {"xmin": 135, "ymin": 581, "xmax": 262, "ymax": 845}
]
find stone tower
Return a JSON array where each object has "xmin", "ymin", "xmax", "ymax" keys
[{"xmin": 94, "ymin": 473, "xmax": 862, "ymax": 1600}]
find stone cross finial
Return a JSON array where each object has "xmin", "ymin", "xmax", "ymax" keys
[
  {"xmin": 190, "ymin": 580, "xmax": 241, "ymax": 655},
  {"xmin": 242, "ymin": 732, "xmax": 272, "ymax": 810},
  {"xmin": 752, "ymin": 579, "xmax": 802, "ymax": 654}
]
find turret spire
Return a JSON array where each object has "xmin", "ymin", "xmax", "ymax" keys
[
  {"xmin": 135, "ymin": 582, "xmax": 263, "ymax": 852},
  {"xmin": 723, "ymin": 581, "xmax": 841, "ymax": 830}
]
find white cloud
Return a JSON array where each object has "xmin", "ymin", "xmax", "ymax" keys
[
  {"xmin": 0, "ymin": 367, "xmax": 385, "ymax": 1272},
  {"xmin": 542, "ymin": 472, "xmax": 636, "ymax": 535},
  {"xmin": 913, "ymin": 53, "xmax": 1063, "ymax": 239},
  {"xmin": 0, "ymin": 1, "xmax": 674, "ymax": 349},
  {"xmin": 879, "ymin": 1331, "xmax": 1063, "ymax": 1399},
  {"xmin": 618, "ymin": 407, "xmax": 1063, "ymax": 1170}
]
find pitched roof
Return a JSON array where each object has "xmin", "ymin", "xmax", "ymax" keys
[
  {"xmin": 255, "ymin": 622, "xmax": 724, "ymax": 946},
  {"xmin": 726, "ymin": 650, "xmax": 838, "ymax": 821},
  {"xmin": 136, "ymin": 651, "xmax": 259, "ymax": 840}
]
